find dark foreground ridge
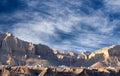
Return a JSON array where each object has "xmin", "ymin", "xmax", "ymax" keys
[{"xmin": 1, "ymin": 66, "xmax": 120, "ymax": 76}]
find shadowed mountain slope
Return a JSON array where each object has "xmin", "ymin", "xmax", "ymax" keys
[{"xmin": 0, "ymin": 32, "xmax": 120, "ymax": 68}]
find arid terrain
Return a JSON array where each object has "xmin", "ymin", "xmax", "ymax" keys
[
  {"xmin": 0, "ymin": 32, "xmax": 120, "ymax": 76},
  {"xmin": 1, "ymin": 66, "xmax": 120, "ymax": 76}
]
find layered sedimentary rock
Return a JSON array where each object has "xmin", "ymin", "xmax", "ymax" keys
[
  {"xmin": 0, "ymin": 32, "xmax": 120, "ymax": 68},
  {"xmin": 88, "ymin": 45, "xmax": 120, "ymax": 67},
  {"xmin": 0, "ymin": 32, "xmax": 77, "ymax": 66}
]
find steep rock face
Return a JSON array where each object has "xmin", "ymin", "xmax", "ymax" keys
[
  {"xmin": 1, "ymin": 32, "xmax": 120, "ymax": 68},
  {"xmin": 0, "ymin": 32, "xmax": 78, "ymax": 66},
  {"xmin": 34, "ymin": 44, "xmax": 59, "ymax": 66},
  {"xmin": 77, "ymin": 52, "xmax": 88, "ymax": 60},
  {"xmin": 88, "ymin": 45, "xmax": 120, "ymax": 67},
  {"xmin": 0, "ymin": 32, "xmax": 36, "ymax": 65},
  {"xmin": 0, "ymin": 32, "xmax": 59, "ymax": 66},
  {"xmin": 88, "ymin": 45, "xmax": 115, "ymax": 59},
  {"xmin": 0, "ymin": 32, "xmax": 35, "ymax": 55},
  {"xmin": 55, "ymin": 51, "xmax": 77, "ymax": 66},
  {"xmin": 35, "ymin": 44, "xmax": 55, "ymax": 58},
  {"xmin": 108, "ymin": 45, "xmax": 120, "ymax": 58}
]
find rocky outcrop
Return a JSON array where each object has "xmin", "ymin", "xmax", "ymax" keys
[
  {"xmin": 1, "ymin": 66, "xmax": 120, "ymax": 76},
  {"xmin": 77, "ymin": 52, "xmax": 88, "ymax": 60},
  {"xmin": 0, "ymin": 32, "xmax": 78, "ymax": 66},
  {"xmin": 87, "ymin": 45, "xmax": 120, "ymax": 67},
  {"xmin": 0, "ymin": 32, "xmax": 36, "ymax": 65},
  {"xmin": 1, "ymin": 32, "xmax": 120, "ymax": 68},
  {"xmin": 88, "ymin": 45, "xmax": 115, "ymax": 59}
]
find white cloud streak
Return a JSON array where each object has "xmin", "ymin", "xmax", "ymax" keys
[
  {"xmin": 104, "ymin": 0, "xmax": 120, "ymax": 12},
  {"xmin": 8, "ymin": 0, "xmax": 120, "ymax": 52}
]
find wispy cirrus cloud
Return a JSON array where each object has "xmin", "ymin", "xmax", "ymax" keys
[
  {"xmin": 0, "ymin": 0, "xmax": 120, "ymax": 52},
  {"xmin": 105, "ymin": 0, "xmax": 120, "ymax": 5},
  {"xmin": 104, "ymin": 0, "xmax": 120, "ymax": 14}
]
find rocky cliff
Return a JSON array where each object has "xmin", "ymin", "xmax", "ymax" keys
[
  {"xmin": 89, "ymin": 45, "xmax": 120, "ymax": 68},
  {"xmin": 0, "ymin": 32, "xmax": 120, "ymax": 68},
  {"xmin": 0, "ymin": 32, "xmax": 77, "ymax": 66}
]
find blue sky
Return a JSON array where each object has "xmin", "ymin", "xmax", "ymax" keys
[{"xmin": 0, "ymin": 0, "xmax": 120, "ymax": 52}]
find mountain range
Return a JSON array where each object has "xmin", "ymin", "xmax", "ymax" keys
[{"xmin": 0, "ymin": 32, "xmax": 120, "ymax": 68}]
